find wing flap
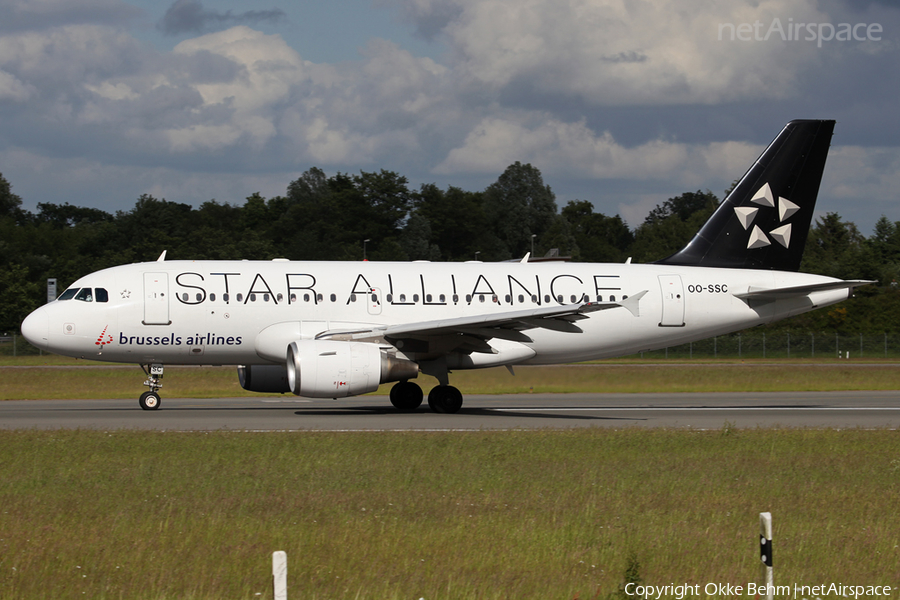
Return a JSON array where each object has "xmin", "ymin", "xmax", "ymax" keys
[{"xmin": 315, "ymin": 292, "xmax": 649, "ymax": 347}]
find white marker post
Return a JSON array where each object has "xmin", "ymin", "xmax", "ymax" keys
[
  {"xmin": 759, "ymin": 512, "xmax": 773, "ymax": 600},
  {"xmin": 273, "ymin": 551, "xmax": 287, "ymax": 600}
]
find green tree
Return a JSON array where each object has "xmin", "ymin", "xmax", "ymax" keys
[
  {"xmin": 273, "ymin": 168, "xmax": 411, "ymax": 261},
  {"xmin": 868, "ymin": 215, "xmax": 900, "ymax": 285},
  {"xmin": 0, "ymin": 263, "xmax": 42, "ymax": 332},
  {"xmin": 629, "ymin": 190, "xmax": 718, "ymax": 262},
  {"xmin": 561, "ymin": 200, "xmax": 633, "ymax": 262},
  {"xmin": 0, "ymin": 173, "xmax": 25, "ymax": 223},
  {"xmin": 538, "ymin": 214, "xmax": 579, "ymax": 258},
  {"xmin": 411, "ymin": 184, "xmax": 488, "ymax": 261},
  {"xmin": 400, "ymin": 213, "xmax": 440, "ymax": 261},
  {"xmin": 801, "ymin": 212, "xmax": 876, "ymax": 280},
  {"xmin": 482, "ymin": 162, "xmax": 557, "ymax": 260}
]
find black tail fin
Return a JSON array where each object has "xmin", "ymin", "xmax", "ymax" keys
[{"xmin": 657, "ymin": 119, "xmax": 835, "ymax": 271}]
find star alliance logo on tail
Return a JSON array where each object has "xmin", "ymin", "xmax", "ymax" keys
[{"xmin": 734, "ymin": 182, "xmax": 800, "ymax": 250}]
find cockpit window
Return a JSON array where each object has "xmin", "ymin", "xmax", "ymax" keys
[
  {"xmin": 74, "ymin": 288, "xmax": 93, "ymax": 302},
  {"xmin": 95, "ymin": 288, "xmax": 108, "ymax": 303},
  {"xmin": 58, "ymin": 288, "xmax": 78, "ymax": 301}
]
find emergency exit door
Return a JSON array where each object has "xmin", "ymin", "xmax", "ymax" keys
[
  {"xmin": 658, "ymin": 274, "xmax": 685, "ymax": 327},
  {"xmin": 143, "ymin": 272, "xmax": 171, "ymax": 325}
]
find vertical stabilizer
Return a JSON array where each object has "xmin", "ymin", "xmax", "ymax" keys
[{"xmin": 658, "ymin": 119, "xmax": 835, "ymax": 271}]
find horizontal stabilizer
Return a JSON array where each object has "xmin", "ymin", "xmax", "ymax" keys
[{"xmin": 733, "ymin": 280, "xmax": 874, "ymax": 301}]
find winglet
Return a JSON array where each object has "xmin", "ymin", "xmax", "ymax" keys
[
  {"xmin": 156, "ymin": 250, "xmax": 167, "ymax": 262},
  {"xmin": 618, "ymin": 290, "xmax": 648, "ymax": 317}
]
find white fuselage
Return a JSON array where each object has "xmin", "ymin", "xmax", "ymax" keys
[{"xmin": 23, "ymin": 259, "xmax": 850, "ymax": 367}]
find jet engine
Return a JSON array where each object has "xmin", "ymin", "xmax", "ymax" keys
[
  {"xmin": 237, "ymin": 364, "xmax": 291, "ymax": 393},
  {"xmin": 286, "ymin": 340, "xmax": 419, "ymax": 398}
]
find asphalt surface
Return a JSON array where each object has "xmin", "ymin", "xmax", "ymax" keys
[{"xmin": 2, "ymin": 391, "xmax": 899, "ymax": 430}]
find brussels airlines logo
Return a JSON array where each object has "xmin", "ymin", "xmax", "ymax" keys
[
  {"xmin": 734, "ymin": 182, "xmax": 798, "ymax": 250},
  {"xmin": 95, "ymin": 325, "xmax": 113, "ymax": 347}
]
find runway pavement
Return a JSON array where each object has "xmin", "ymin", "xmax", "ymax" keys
[{"xmin": 2, "ymin": 390, "xmax": 899, "ymax": 430}]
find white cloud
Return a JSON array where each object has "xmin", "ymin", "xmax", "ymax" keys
[
  {"xmin": 393, "ymin": 0, "xmax": 828, "ymax": 105},
  {"xmin": 173, "ymin": 26, "xmax": 310, "ymax": 110},
  {"xmin": 435, "ymin": 113, "xmax": 762, "ymax": 186},
  {"xmin": 0, "ymin": 0, "xmax": 898, "ymax": 235},
  {"xmin": 0, "ymin": 69, "xmax": 33, "ymax": 101},
  {"xmin": 824, "ymin": 145, "xmax": 900, "ymax": 211}
]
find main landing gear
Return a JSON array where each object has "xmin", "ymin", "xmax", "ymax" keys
[
  {"xmin": 388, "ymin": 381, "xmax": 464, "ymax": 414},
  {"xmin": 139, "ymin": 363, "xmax": 164, "ymax": 410}
]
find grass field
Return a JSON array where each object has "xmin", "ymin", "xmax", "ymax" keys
[
  {"xmin": 3, "ymin": 356, "xmax": 900, "ymax": 400},
  {"xmin": 2, "ymin": 358, "xmax": 898, "ymax": 599},
  {"xmin": 1, "ymin": 429, "xmax": 898, "ymax": 599}
]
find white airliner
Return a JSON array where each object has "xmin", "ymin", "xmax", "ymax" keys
[{"xmin": 21, "ymin": 120, "xmax": 871, "ymax": 413}]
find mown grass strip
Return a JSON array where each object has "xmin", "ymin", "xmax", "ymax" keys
[
  {"xmin": 1, "ymin": 429, "xmax": 898, "ymax": 599},
  {"xmin": 3, "ymin": 361, "xmax": 900, "ymax": 400}
]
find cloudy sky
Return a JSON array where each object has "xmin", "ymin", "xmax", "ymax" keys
[{"xmin": 1, "ymin": 0, "xmax": 898, "ymax": 233}]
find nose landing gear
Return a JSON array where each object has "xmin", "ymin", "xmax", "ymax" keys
[{"xmin": 139, "ymin": 364, "xmax": 164, "ymax": 410}]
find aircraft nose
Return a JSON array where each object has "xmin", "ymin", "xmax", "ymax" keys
[{"xmin": 21, "ymin": 306, "xmax": 49, "ymax": 350}]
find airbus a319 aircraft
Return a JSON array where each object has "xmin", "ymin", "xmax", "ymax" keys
[{"xmin": 21, "ymin": 120, "xmax": 871, "ymax": 413}]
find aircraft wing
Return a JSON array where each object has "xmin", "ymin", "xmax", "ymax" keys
[
  {"xmin": 317, "ymin": 290, "xmax": 648, "ymax": 347},
  {"xmin": 732, "ymin": 280, "xmax": 874, "ymax": 300}
]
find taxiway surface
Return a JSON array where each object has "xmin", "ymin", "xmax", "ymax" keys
[{"xmin": 2, "ymin": 391, "xmax": 899, "ymax": 430}]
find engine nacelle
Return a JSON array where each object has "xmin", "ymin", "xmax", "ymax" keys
[
  {"xmin": 237, "ymin": 364, "xmax": 291, "ymax": 393},
  {"xmin": 286, "ymin": 340, "xmax": 419, "ymax": 398}
]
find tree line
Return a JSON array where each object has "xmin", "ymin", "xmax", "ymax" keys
[{"xmin": 2, "ymin": 164, "xmax": 899, "ymax": 335}]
